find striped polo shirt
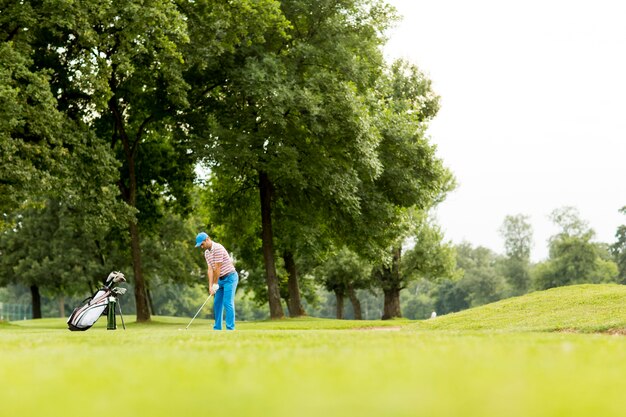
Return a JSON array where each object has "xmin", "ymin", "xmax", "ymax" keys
[{"xmin": 204, "ymin": 242, "xmax": 236, "ymax": 278}]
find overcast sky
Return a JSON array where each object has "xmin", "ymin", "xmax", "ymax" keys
[{"xmin": 383, "ymin": 0, "xmax": 626, "ymax": 261}]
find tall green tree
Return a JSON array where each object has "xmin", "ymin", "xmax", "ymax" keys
[
  {"xmin": 1, "ymin": 3, "xmax": 129, "ymax": 317},
  {"xmin": 348, "ymin": 61, "xmax": 454, "ymax": 319},
  {"xmin": 180, "ymin": 0, "xmax": 291, "ymax": 319},
  {"xmin": 499, "ymin": 214, "xmax": 533, "ymax": 295},
  {"xmin": 431, "ymin": 242, "xmax": 508, "ymax": 316},
  {"xmin": 190, "ymin": 0, "xmax": 394, "ymax": 318},
  {"xmin": 372, "ymin": 212, "xmax": 455, "ymax": 319},
  {"xmin": 534, "ymin": 207, "xmax": 618, "ymax": 289},
  {"xmin": 455, "ymin": 243, "xmax": 508, "ymax": 307},
  {"xmin": 24, "ymin": 0, "xmax": 197, "ymax": 321}
]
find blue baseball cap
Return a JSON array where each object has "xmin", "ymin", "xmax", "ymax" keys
[{"xmin": 195, "ymin": 232, "xmax": 208, "ymax": 247}]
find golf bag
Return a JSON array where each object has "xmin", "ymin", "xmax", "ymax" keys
[{"xmin": 67, "ymin": 271, "xmax": 126, "ymax": 331}]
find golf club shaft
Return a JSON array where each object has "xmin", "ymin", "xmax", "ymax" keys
[{"xmin": 185, "ymin": 293, "xmax": 213, "ymax": 329}]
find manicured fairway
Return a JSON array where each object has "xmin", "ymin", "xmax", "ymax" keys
[
  {"xmin": 2, "ymin": 284, "xmax": 626, "ymax": 417},
  {"xmin": 1, "ymin": 319, "xmax": 625, "ymax": 417}
]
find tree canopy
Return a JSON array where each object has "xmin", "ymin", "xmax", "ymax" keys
[
  {"xmin": 533, "ymin": 207, "xmax": 618, "ymax": 290},
  {"xmin": 9, "ymin": 0, "xmax": 601, "ymax": 323}
]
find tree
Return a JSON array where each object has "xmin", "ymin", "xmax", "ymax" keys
[
  {"xmin": 349, "ymin": 60, "xmax": 454, "ymax": 319},
  {"xmin": 499, "ymin": 214, "xmax": 533, "ymax": 295},
  {"xmin": 0, "ymin": 199, "xmax": 120, "ymax": 317},
  {"xmin": 22, "ymin": 0, "xmax": 197, "ymax": 321},
  {"xmin": 189, "ymin": 0, "xmax": 395, "ymax": 318},
  {"xmin": 611, "ymin": 207, "xmax": 626, "ymax": 284},
  {"xmin": 1, "ymin": 1, "xmax": 129, "ymax": 313},
  {"xmin": 379, "ymin": 213, "xmax": 457, "ymax": 318},
  {"xmin": 454, "ymin": 243, "xmax": 508, "ymax": 307},
  {"xmin": 500, "ymin": 214, "xmax": 533, "ymax": 260},
  {"xmin": 534, "ymin": 207, "xmax": 618, "ymax": 289},
  {"xmin": 430, "ymin": 242, "xmax": 508, "ymax": 315},
  {"xmin": 432, "ymin": 278, "xmax": 470, "ymax": 315},
  {"xmin": 317, "ymin": 247, "xmax": 372, "ymax": 319}
]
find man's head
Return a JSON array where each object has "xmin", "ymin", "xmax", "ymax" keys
[{"xmin": 195, "ymin": 232, "xmax": 211, "ymax": 249}]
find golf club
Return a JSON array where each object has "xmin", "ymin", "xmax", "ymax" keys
[{"xmin": 179, "ymin": 293, "xmax": 213, "ymax": 330}]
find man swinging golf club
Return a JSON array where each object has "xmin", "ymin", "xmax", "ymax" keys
[{"xmin": 195, "ymin": 232, "xmax": 239, "ymax": 330}]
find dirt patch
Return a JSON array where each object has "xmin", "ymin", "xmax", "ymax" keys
[
  {"xmin": 354, "ymin": 326, "xmax": 402, "ymax": 331},
  {"xmin": 556, "ymin": 328, "xmax": 626, "ymax": 336},
  {"xmin": 556, "ymin": 328, "xmax": 579, "ymax": 334}
]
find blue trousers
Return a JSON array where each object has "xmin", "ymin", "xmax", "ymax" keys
[{"xmin": 213, "ymin": 272, "xmax": 238, "ymax": 330}]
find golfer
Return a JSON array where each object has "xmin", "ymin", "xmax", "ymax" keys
[{"xmin": 195, "ymin": 232, "xmax": 239, "ymax": 330}]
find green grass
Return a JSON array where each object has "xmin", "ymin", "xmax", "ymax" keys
[
  {"xmin": 2, "ymin": 284, "xmax": 626, "ymax": 417},
  {"xmin": 11, "ymin": 315, "xmax": 411, "ymax": 331},
  {"xmin": 416, "ymin": 284, "xmax": 626, "ymax": 333}
]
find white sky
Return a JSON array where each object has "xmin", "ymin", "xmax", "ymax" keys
[{"xmin": 384, "ymin": 0, "xmax": 626, "ymax": 261}]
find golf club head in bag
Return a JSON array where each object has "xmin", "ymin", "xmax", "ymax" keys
[
  {"xmin": 67, "ymin": 271, "xmax": 127, "ymax": 331},
  {"xmin": 111, "ymin": 287, "xmax": 127, "ymax": 296},
  {"xmin": 105, "ymin": 271, "xmax": 126, "ymax": 287}
]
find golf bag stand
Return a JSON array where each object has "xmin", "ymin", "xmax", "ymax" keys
[{"xmin": 106, "ymin": 291, "xmax": 127, "ymax": 330}]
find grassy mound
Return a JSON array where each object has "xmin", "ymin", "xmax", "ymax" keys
[{"xmin": 416, "ymin": 284, "xmax": 626, "ymax": 333}]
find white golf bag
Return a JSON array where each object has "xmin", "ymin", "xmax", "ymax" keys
[{"xmin": 67, "ymin": 271, "xmax": 126, "ymax": 331}]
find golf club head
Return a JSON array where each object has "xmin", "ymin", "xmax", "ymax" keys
[
  {"xmin": 112, "ymin": 287, "xmax": 127, "ymax": 295},
  {"xmin": 105, "ymin": 271, "xmax": 126, "ymax": 286}
]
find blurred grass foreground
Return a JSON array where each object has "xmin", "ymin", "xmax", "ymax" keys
[{"xmin": 2, "ymin": 284, "xmax": 626, "ymax": 417}]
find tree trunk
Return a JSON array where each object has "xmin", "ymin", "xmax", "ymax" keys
[
  {"xmin": 382, "ymin": 288, "xmax": 401, "ymax": 320},
  {"xmin": 259, "ymin": 171, "xmax": 284, "ymax": 319},
  {"xmin": 130, "ymin": 220, "xmax": 150, "ymax": 321},
  {"xmin": 381, "ymin": 246, "xmax": 402, "ymax": 320},
  {"xmin": 126, "ymin": 151, "xmax": 150, "ymax": 322},
  {"xmin": 347, "ymin": 286, "xmax": 362, "ymax": 320},
  {"xmin": 110, "ymin": 93, "xmax": 151, "ymax": 322},
  {"xmin": 30, "ymin": 285, "xmax": 41, "ymax": 319},
  {"xmin": 283, "ymin": 250, "xmax": 306, "ymax": 317},
  {"xmin": 334, "ymin": 290, "xmax": 344, "ymax": 319}
]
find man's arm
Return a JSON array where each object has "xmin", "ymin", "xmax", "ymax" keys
[
  {"xmin": 208, "ymin": 263, "xmax": 222, "ymax": 294},
  {"xmin": 207, "ymin": 266, "xmax": 215, "ymax": 294},
  {"xmin": 213, "ymin": 262, "xmax": 222, "ymax": 282}
]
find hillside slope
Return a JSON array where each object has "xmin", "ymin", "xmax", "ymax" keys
[{"xmin": 415, "ymin": 284, "xmax": 626, "ymax": 333}]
